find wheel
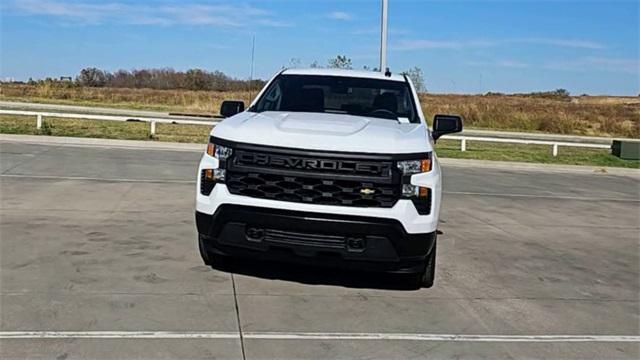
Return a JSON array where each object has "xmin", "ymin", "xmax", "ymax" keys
[
  {"xmin": 409, "ymin": 237, "xmax": 437, "ymax": 288},
  {"xmin": 198, "ymin": 235, "xmax": 229, "ymax": 269},
  {"xmin": 198, "ymin": 235, "xmax": 213, "ymax": 265}
]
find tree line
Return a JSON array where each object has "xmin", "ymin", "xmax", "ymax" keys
[
  {"xmin": 71, "ymin": 67, "xmax": 265, "ymax": 91},
  {"xmin": 299, "ymin": 55, "xmax": 426, "ymax": 92},
  {"xmin": 16, "ymin": 54, "xmax": 426, "ymax": 93}
]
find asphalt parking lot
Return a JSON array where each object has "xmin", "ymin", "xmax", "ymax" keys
[{"xmin": 1, "ymin": 138, "xmax": 638, "ymax": 359}]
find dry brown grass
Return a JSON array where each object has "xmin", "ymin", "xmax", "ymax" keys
[
  {"xmin": 2, "ymin": 83, "xmax": 638, "ymax": 138},
  {"xmin": 0, "ymin": 83, "xmax": 252, "ymax": 114},
  {"xmin": 419, "ymin": 94, "xmax": 639, "ymax": 138}
]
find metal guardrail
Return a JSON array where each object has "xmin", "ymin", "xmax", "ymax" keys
[
  {"xmin": 0, "ymin": 109, "xmax": 612, "ymax": 156},
  {"xmin": 445, "ymin": 135, "xmax": 610, "ymax": 156},
  {"xmin": 0, "ymin": 109, "xmax": 218, "ymax": 135}
]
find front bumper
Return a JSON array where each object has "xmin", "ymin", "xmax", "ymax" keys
[
  {"xmin": 196, "ymin": 182, "xmax": 441, "ymax": 235},
  {"xmin": 196, "ymin": 205, "xmax": 436, "ymax": 273}
]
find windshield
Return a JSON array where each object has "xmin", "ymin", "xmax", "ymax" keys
[{"xmin": 250, "ymin": 74, "xmax": 419, "ymax": 123}]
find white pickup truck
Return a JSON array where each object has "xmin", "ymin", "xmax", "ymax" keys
[{"xmin": 195, "ymin": 68, "xmax": 462, "ymax": 287}]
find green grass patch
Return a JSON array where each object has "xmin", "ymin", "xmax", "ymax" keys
[
  {"xmin": 1, "ymin": 114, "xmax": 638, "ymax": 168},
  {"xmin": 436, "ymin": 139, "xmax": 639, "ymax": 168},
  {"xmin": 154, "ymin": 123, "xmax": 210, "ymax": 143},
  {"xmin": 0, "ymin": 114, "xmax": 211, "ymax": 143}
]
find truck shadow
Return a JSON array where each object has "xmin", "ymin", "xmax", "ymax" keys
[{"xmin": 212, "ymin": 258, "xmax": 421, "ymax": 291}]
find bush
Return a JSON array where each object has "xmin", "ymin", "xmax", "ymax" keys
[
  {"xmin": 401, "ymin": 67, "xmax": 426, "ymax": 92},
  {"xmin": 519, "ymin": 89, "xmax": 571, "ymax": 101},
  {"xmin": 76, "ymin": 68, "xmax": 108, "ymax": 87},
  {"xmin": 327, "ymin": 55, "xmax": 352, "ymax": 69},
  {"xmin": 73, "ymin": 67, "xmax": 264, "ymax": 91}
]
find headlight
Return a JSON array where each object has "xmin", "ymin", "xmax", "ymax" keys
[
  {"xmin": 206, "ymin": 143, "xmax": 233, "ymax": 161},
  {"xmin": 402, "ymin": 184, "xmax": 429, "ymax": 197},
  {"xmin": 203, "ymin": 168, "xmax": 226, "ymax": 182},
  {"xmin": 202, "ymin": 142, "xmax": 233, "ymax": 193},
  {"xmin": 396, "ymin": 158, "xmax": 431, "ymax": 175},
  {"xmin": 397, "ymin": 154, "xmax": 431, "ymax": 197},
  {"xmin": 397, "ymin": 155, "xmax": 432, "ymax": 215}
]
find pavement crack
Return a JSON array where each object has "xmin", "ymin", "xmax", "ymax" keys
[{"xmin": 231, "ymin": 273, "xmax": 247, "ymax": 360}]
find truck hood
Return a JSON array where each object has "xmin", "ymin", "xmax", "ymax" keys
[{"xmin": 211, "ymin": 111, "xmax": 432, "ymax": 154}]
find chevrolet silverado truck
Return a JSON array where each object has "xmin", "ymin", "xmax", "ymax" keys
[{"xmin": 195, "ymin": 68, "xmax": 462, "ymax": 287}]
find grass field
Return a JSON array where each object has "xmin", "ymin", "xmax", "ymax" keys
[
  {"xmin": 1, "ymin": 114, "xmax": 637, "ymax": 168},
  {"xmin": 0, "ymin": 83, "xmax": 252, "ymax": 113},
  {"xmin": 0, "ymin": 115, "xmax": 211, "ymax": 144},
  {"xmin": 2, "ymin": 83, "xmax": 638, "ymax": 138},
  {"xmin": 419, "ymin": 93, "xmax": 639, "ymax": 138}
]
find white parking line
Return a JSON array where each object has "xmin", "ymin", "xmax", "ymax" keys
[
  {"xmin": 0, "ymin": 331, "xmax": 239, "ymax": 339},
  {"xmin": 1, "ymin": 331, "xmax": 638, "ymax": 342}
]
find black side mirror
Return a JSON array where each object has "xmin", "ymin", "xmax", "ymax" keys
[
  {"xmin": 432, "ymin": 114, "xmax": 463, "ymax": 142},
  {"xmin": 220, "ymin": 100, "xmax": 245, "ymax": 118}
]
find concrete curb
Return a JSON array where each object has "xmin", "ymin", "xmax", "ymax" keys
[{"xmin": 1, "ymin": 134, "xmax": 638, "ymax": 177}]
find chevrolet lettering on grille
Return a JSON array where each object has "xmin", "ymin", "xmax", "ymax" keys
[{"xmin": 235, "ymin": 151, "xmax": 391, "ymax": 176}]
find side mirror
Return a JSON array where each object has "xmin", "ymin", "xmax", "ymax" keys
[
  {"xmin": 220, "ymin": 100, "xmax": 245, "ymax": 118},
  {"xmin": 432, "ymin": 114, "xmax": 463, "ymax": 142}
]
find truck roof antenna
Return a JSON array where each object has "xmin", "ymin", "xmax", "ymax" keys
[{"xmin": 384, "ymin": 67, "xmax": 392, "ymax": 77}]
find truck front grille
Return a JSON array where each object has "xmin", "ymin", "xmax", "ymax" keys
[
  {"xmin": 225, "ymin": 148, "xmax": 402, "ymax": 208},
  {"xmin": 226, "ymin": 172, "xmax": 399, "ymax": 207}
]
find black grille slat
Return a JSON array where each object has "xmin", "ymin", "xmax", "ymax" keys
[
  {"xmin": 267, "ymin": 229, "xmax": 345, "ymax": 242},
  {"xmin": 264, "ymin": 229, "xmax": 346, "ymax": 249},
  {"xmin": 226, "ymin": 149, "xmax": 402, "ymax": 208}
]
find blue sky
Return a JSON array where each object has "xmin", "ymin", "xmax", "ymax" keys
[{"xmin": 1, "ymin": 0, "xmax": 638, "ymax": 95}]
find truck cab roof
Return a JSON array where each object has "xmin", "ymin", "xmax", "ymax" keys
[{"xmin": 282, "ymin": 68, "xmax": 407, "ymax": 83}]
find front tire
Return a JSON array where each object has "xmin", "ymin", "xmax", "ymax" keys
[
  {"xmin": 198, "ymin": 234, "xmax": 213, "ymax": 265},
  {"xmin": 410, "ymin": 237, "xmax": 437, "ymax": 288},
  {"xmin": 198, "ymin": 235, "xmax": 229, "ymax": 269}
]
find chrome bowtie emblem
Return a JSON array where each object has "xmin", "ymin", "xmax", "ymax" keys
[{"xmin": 360, "ymin": 188, "xmax": 376, "ymax": 195}]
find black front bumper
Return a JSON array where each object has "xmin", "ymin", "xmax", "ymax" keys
[{"xmin": 196, "ymin": 205, "xmax": 435, "ymax": 273}]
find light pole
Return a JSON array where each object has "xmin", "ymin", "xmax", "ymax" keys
[{"xmin": 379, "ymin": 0, "xmax": 388, "ymax": 73}]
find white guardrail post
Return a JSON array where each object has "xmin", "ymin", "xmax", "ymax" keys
[
  {"xmin": 150, "ymin": 121, "xmax": 156, "ymax": 136},
  {"xmin": 552, "ymin": 143, "xmax": 559, "ymax": 157},
  {"xmin": 460, "ymin": 137, "xmax": 466, "ymax": 152},
  {"xmin": 36, "ymin": 114, "xmax": 42, "ymax": 129}
]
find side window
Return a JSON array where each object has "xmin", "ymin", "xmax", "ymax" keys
[{"xmin": 257, "ymin": 80, "xmax": 282, "ymax": 112}]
